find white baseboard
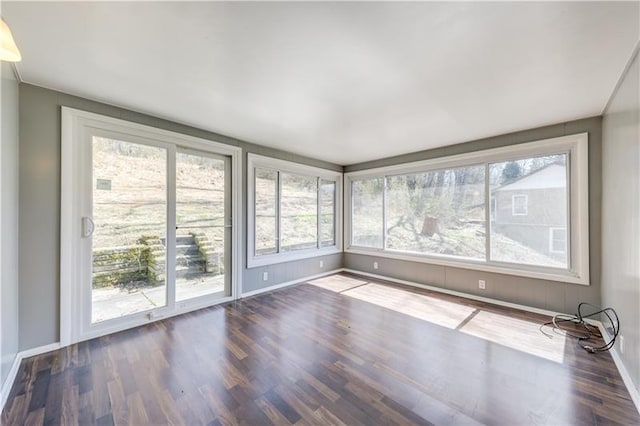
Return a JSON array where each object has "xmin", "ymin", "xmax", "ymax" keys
[
  {"xmin": 0, "ymin": 342, "xmax": 61, "ymax": 412},
  {"xmin": 0, "ymin": 353, "xmax": 21, "ymax": 412},
  {"xmin": 343, "ymin": 268, "xmax": 567, "ymax": 318},
  {"xmin": 610, "ymin": 347, "xmax": 640, "ymax": 414},
  {"xmin": 241, "ymin": 268, "xmax": 343, "ymax": 298},
  {"xmin": 18, "ymin": 342, "xmax": 61, "ymax": 359},
  {"xmin": 593, "ymin": 322, "xmax": 640, "ymax": 415}
]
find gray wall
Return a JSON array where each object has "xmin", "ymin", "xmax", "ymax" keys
[
  {"xmin": 602, "ymin": 46, "xmax": 640, "ymax": 393},
  {"xmin": 344, "ymin": 116, "xmax": 602, "ymax": 314},
  {"xmin": 1, "ymin": 62, "xmax": 20, "ymax": 385},
  {"xmin": 18, "ymin": 83, "xmax": 342, "ymax": 351}
]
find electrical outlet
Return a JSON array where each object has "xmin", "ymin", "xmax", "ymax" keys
[
  {"xmin": 478, "ymin": 280, "xmax": 486, "ymax": 289},
  {"xmin": 373, "ymin": 261, "xmax": 379, "ymax": 270},
  {"xmin": 262, "ymin": 272, "xmax": 268, "ymax": 281},
  {"xmin": 619, "ymin": 336, "xmax": 625, "ymax": 354},
  {"xmin": 319, "ymin": 260, "xmax": 324, "ymax": 268}
]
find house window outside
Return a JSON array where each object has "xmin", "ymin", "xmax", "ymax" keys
[
  {"xmin": 511, "ymin": 194, "xmax": 528, "ymax": 216},
  {"xmin": 345, "ymin": 133, "xmax": 589, "ymax": 285},
  {"xmin": 549, "ymin": 227, "xmax": 567, "ymax": 254},
  {"xmin": 248, "ymin": 154, "xmax": 342, "ymax": 267}
]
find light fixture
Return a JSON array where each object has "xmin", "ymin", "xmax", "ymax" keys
[{"xmin": 0, "ymin": 18, "xmax": 21, "ymax": 62}]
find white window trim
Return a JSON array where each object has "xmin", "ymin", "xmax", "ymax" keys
[
  {"xmin": 549, "ymin": 227, "xmax": 567, "ymax": 254},
  {"xmin": 60, "ymin": 107, "xmax": 243, "ymax": 345},
  {"xmin": 247, "ymin": 153, "xmax": 342, "ymax": 268},
  {"xmin": 344, "ymin": 133, "xmax": 590, "ymax": 285},
  {"xmin": 511, "ymin": 194, "xmax": 529, "ymax": 216}
]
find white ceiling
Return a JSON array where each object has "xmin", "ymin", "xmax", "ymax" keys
[{"xmin": 4, "ymin": 1, "xmax": 639, "ymax": 165}]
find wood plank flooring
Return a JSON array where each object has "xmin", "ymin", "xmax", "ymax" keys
[{"xmin": 3, "ymin": 273, "xmax": 639, "ymax": 425}]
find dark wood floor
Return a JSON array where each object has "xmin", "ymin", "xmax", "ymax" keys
[{"xmin": 3, "ymin": 273, "xmax": 639, "ymax": 425}]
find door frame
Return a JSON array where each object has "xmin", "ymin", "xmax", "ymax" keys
[{"xmin": 60, "ymin": 107, "xmax": 242, "ymax": 345}]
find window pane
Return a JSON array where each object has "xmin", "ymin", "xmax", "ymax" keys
[
  {"xmin": 175, "ymin": 151, "xmax": 227, "ymax": 301},
  {"xmin": 490, "ymin": 154, "xmax": 568, "ymax": 268},
  {"xmin": 255, "ymin": 168, "xmax": 277, "ymax": 255},
  {"xmin": 91, "ymin": 137, "xmax": 166, "ymax": 323},
  {"xmin": 386, "ymin": 166, "xmax": 485, "ymax": 259},
  {"xmin": 320, "ymin": 180, "xmax": 336, "ymax": 247},
  {"xmin": 352, "ymin": 178, "xmax": 384, "ymax": 248},
  {"xmin": 280, "ymin": 173, "xmax": 318, "ymax": 251}
]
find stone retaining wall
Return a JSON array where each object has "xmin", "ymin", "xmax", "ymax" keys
[{"xmin": 92, "ymin": 245, "xmax": 149, "ymax": 288}]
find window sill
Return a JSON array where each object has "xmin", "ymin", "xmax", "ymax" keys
[
  {"xmin": 248, "ymin": 246, "xmax": 341, "ymax": 268},
  {"xmin": 345, "ymin": 247, "xmax": 589, "ymax": 285}
]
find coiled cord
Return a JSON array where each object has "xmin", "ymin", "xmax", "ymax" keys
[{"xmin": 540, "ymin": 302, "xmax": 619, "ymax": 353}]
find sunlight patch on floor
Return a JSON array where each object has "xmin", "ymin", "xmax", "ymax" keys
[
  {"xmin": 459, "ymin": 310, "xmax": 566, "ymax": 363},
  {"xmin": 343, "ymin": 283, "xmax": 476, "ymax": 329},
  {"xmin": 337, "ymin": 280, "xmax": 566, "ymax": 363},
  {"xmin": 307, "ymin": 275, "xmax": 369, "ymax": 293}
]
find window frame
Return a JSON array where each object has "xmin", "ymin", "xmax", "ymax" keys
[
  {"xmin": 344, "ymin": 133, "xmax": 589, "ymax": 285},
  {"xmin": 247, "ymin": 154, "xmax": 342, "ymax": 268},
  {"xmin": 511, "ymin": 194, "xmax": 529, "ymax": 216}
]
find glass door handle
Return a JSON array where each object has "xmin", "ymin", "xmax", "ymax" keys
[{"xmin": 82, "ymin": 216, "xmax": 95, "ymax": 238}]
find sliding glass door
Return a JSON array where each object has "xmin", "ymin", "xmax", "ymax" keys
[
  {"xmin": 87, "ymin": 135, "xmax": 232, "ymax": 326},
  {"xmin": 60, "ymin": 108, "xmax": 239, "ymax": 345}
]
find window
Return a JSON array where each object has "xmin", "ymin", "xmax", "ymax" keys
[
  {"xmin": 549, "ymin": 228, "xmax": 567, "ymax": 254},
  {"xmin": 511, "ymin": 194, "xmax": 528, "ymax": 216},
  {"xmin": 491, "ymin": 154, "xmax": 568, "ymax": 268},
  {"xmin": 248, "ymin": 154, "xmax": 342, "ymax": 267},
  {"xmin": 320, "ymin": 180, "xmax": 336, "ymax": 247},
  {"xmin": 351, "ymin": 177, "xmax": 384, "ymax": 248},
  {"xmin": 280, "ymin": 173, "xmax": 318, "ymax": 252},
  {"xmin": 345, "ymin": 133, "xmax": 589, "ymax": 285},
  {"xmin": 255, "ymin": 169, "xmax": 278, "ymax": 255},
  {"xmin": 385, "ymin": 166, "xmax": 485, "ymax": 260}
]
